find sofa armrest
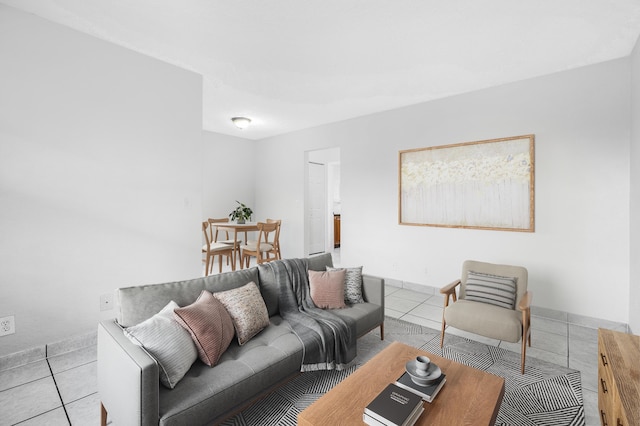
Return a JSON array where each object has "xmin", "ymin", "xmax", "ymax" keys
[
  {"xmin": 98, "ymin": 320, "xmax": 159, "ymax": 426},
  {"xmin": 362, "ymin": 274, "xmax": 384, "ymax": 309}
]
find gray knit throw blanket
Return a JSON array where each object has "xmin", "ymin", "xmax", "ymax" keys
[{"xmin": 262, "ymin": 258, "xmax": 356, "ymax": 371}]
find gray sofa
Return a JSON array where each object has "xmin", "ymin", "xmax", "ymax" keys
[{"xmin": 97, "ymin": 253, "xmax": 384, "ymax": 426}]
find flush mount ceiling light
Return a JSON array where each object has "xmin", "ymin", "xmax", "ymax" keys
[{"xmin": 231, "ymin": 117, "xmax": 251, "ymax": 129}]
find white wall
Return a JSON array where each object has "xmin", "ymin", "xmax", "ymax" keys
[
  {"xmin": 630, "ymin": 35, "xmax": 640, "ymax": 333},
  {"xmin": 0, "ymin": 6, "xmax": 203, "ymax": 356},
  {"xmin": 201, "ymin": 131, "xmax": 255, "ymax": 221},
  {"xmin": 257, "ymin": 58, "xmax": 631, "ymax": 324}
]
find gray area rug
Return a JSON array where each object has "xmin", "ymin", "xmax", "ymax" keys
[{"xmin": 221, "ymin": 316, "xmax": 585, "ymax": 425}]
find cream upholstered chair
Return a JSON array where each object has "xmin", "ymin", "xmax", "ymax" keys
[
  {"xmin": 202, "ymin": 221, "xmax": 234, "ymax": 275},
  {"xmin": 240, "ymin": 222, "xmax": 278, "ymax": 268},
  {"xmin": 440, "ymin": 260, "xmax": 532, "ymax": 374}
]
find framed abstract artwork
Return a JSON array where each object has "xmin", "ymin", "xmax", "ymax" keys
[{"xmin": 399, "ymin": 135, "xmax": 535, "ymax": 232}]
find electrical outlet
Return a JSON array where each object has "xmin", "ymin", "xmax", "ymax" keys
[
  {"xmin": 0, "ymin": 316, "xmax": 15, "ymax": 336},
  {"xmin": 100, "ymin": 293, "xmax": 114, "ymax": 311}
]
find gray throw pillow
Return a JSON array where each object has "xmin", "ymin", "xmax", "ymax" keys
[
  {"xmin": 464, "ymin": 271, "xmax": 517, "ymax": 309},
  {"xmin": 327, "ymin": 266, "xmax": 365, "ymax": 304}
]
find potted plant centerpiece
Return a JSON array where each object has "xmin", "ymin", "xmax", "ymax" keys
[{"xmin": 229, "ymin": 201, "xmax": 253, "ymax": 224}]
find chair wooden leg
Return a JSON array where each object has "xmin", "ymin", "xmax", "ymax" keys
[
  {"xmin": 440, "ymin": 294, "xmax": 451, "ymax": 348},
  {"xmin": 521, "ymin": 308, "xmax": 531, "ymax": 374},
  {"xmin": 521, "ymin": 336, "xmax": 527, "ymax": 374},
  {"xmin": 100, "ymin": 402, "xmax": 107, "ymax": 426},
  {"xmin": 204, "ymin": 254, "xmax": 211, "ymax": 276},
  {"xmin": 379, "ymin": 322, "xmax": 384, "ymax": 340}
]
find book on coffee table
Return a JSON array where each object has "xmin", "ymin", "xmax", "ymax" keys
[
  {"xmin": 363, "ymin": 407, "xmax": 424, "ymax": 426},
  {"xmin": 395, "ymin": 371, "xmax": 446, "ymax": 403},
  {"xmin": 364, "ymin": 383, "xmax": 424, "ymax": 426}
]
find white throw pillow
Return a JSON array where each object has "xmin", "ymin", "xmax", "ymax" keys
[{"xmin": 124, "ymin": 300, "xmax": 198, "ymax": 389}]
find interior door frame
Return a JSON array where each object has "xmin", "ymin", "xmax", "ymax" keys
[
  {"xmin": 304, "ymin": 148, "xmax": 341, "ymax": 257},
  {"xmin": 305, "ymin": 160, "xmax": 326, "ymax": 256}
]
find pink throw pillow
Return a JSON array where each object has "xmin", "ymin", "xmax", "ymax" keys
[
  {"xmin": 174, "ymin": 290, "xmax": 235, "ymax": 367},
  {"xmin": 308, "ymin": 269, "xmax": 347, "ymax": 309}
]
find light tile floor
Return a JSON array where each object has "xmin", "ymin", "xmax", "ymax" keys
[
  {"xmin": 0, "ymin": 266, "xmax": 629, "ymax": 425},
  {"xmin": 0, "ymin": 333, "xmax": 99, "ymax": 426}
]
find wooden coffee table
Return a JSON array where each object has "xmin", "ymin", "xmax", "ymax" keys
[{"xmin": 298, "ymin": 341, "xmax": 505, "ymax": 426}]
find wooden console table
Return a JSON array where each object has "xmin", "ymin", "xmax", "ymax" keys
[{"xmin": 597, "ymin": 328, "xmax": 640, "ymax": 426}]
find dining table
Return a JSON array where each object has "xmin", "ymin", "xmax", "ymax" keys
[{"xmin": 211, "ymin": 222, "xmax": 259, "ymax": 270}]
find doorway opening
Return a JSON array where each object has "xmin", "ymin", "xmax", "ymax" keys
[{"xmin": 304, "ymin": 148, "xmax": 341, "ymax": 258}]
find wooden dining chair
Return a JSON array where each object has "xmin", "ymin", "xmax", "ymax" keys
[
  {"xmin": 240, "ymin": 222, "xmax": 279, "ymax": 268},
  {"xmin": 245, "ymin": 218, "xmax": 281, "ymax": 260},
  {"xmin": 202, "ymin": 221, "xmax": 234, "ymax": 275},
  {"xmin": 266, "ymin": 218, "xmax": 282, "ymax": 260},
  {"xmin": 208, "ymin": 218, "xmax": 243, "ymax": 267}
]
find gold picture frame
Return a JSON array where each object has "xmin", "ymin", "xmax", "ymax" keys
[{"xmin": 399, "ymin": 135, "xmax": 535, "ymax": 232}]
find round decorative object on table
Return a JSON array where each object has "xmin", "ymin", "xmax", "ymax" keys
[{"xmin": 405, "ymin": 358, "xmax": 442, "ymax": 386}]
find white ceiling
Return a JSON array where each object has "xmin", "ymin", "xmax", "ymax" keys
[{"xmin": 3, "ymin": 0, "xmax": 640, "ymax": 140}]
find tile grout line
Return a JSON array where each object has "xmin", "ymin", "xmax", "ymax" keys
[{"xmin": 45, "ymin": 346, "xmax": 72, "ymax": 426}]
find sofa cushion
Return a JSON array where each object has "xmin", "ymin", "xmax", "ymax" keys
[
  {"xmin": 307, "ymin": 252, "xmax": 334, "ymax": 271},
  {"xmin": 124, "ymin": 301, "xmax": 197, "ymax": 389},
  {"xmin": 117, "ymin": 267, "xmax": 260, "ymax": 328},
  {"xmin": 174, "ymin": 290, "xmax": 235, "ymax": 367},
  {"xmin": 464, "ymin": 271, "xmax": 517, "ymax": 309},
  {"xmin": 157, "ymin": 316, "xmax": 303, "ymax": 426},
  {"xmin": 329, "ymin": 302, "xmax": 383, "ymax": 338},
  {"xmin": 327, "ymin": 265, "xmax": 365, "ymax": 304},
  {"xmin": 213, "ymin": 281, "xmax": 270, "ymax": 345},
  {"xmin": 308, "ymin": 269, "xmax": 346, "ymax": 309},
  {"xmin": 444, "ymin": 299, "xmax": 522, "ymax": 342}
]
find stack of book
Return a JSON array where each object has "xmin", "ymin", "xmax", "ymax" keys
[
  {"xmin": 363, "ymin": 383, "xmax": 424, "ymax": 426},
  {"xmin": 395, "ymin": 371, "xmax": 446, "ymax": 403}
]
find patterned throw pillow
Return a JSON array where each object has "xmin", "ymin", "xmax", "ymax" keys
[
  {"xmin": 124, "ymin": 301, "xmax": 197, "ymax": 389},
  {"xmin": 174, "ymin": 290, "xmax": 235, "ymax": 367},
  {"xmin": 464, "ymin": 271, "xmax": 517, "ymax": 309},
  {"xmin": 327, "ymin": 266, "xmax": 364, "ymax": 304},
  {"xmin": 308, "ymin": 269, "xmax": 347, "ymax": 309},
  {"xmin": 213, "ymin": 282, "xmax": 270, "ymax": 345}
]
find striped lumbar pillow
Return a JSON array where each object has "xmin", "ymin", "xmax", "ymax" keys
[{"xmin": 464, "ymin": 271, "xmax": 517, "ymax": 309}]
